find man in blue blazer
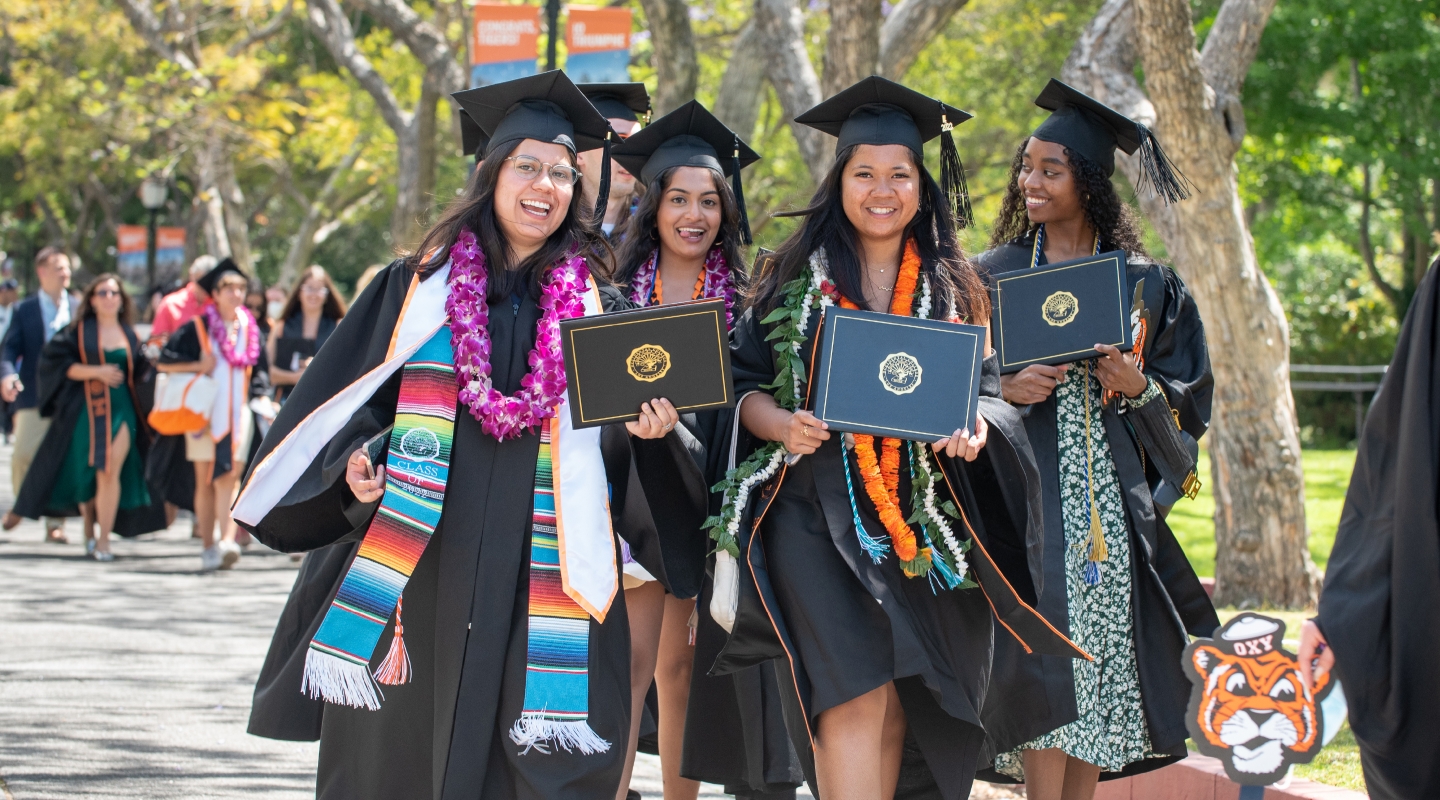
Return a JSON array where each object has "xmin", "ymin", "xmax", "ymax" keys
[{"xmin": 1, "ymin": 246, "xmax": 77, "ymax": 539}]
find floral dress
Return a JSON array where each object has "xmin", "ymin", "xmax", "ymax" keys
[{"xmin": 994, "ymin": 362, "xmax": 1159, "ymax": 777}]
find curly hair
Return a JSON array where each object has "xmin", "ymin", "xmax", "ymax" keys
[{"xmin": 989, "ymin": 138, "xmax": 1148, "ymax": 257}]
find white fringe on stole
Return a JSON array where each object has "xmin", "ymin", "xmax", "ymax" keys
[
  {"xmin": 508, "ymin": 712, "xmax": 611, "ymax": 756},
  {"xmin": 302, "ymin": 649, "xmax": 384, "ymax": 710}
]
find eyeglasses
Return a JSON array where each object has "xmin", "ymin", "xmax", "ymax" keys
[
  {"xmin": 94, "ymin": 289, "xmax": 120, "ymax": 299},
  {"xmin": 504, "ymin": 155, "xmax": 581, "ymax": 188},
  {"xmin": 300, "ymin": 285, "xmax": 330, "ymax": 297}
]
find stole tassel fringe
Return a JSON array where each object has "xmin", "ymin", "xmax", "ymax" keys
[
  {"xmin": 302, "ymin": 649, "xmax": 383, "ymax": 710},
  {"xmin": 509, "ymin": 713, "xmax": 612, "ymax": 756},
  {"xmin": 374, "ymin": 597, "xmax": 412, "ymax": 686}
]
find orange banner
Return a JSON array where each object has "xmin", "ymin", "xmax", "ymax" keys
[
  {"xmin": 565, "ymin": 6, "xmax": 631, "ymax": 54},
  {"xmin": 471, "ymin": 3, "xmax": 541, "ymax": 65},
  {"xmin": 116, "ymin": 224, "xmax": 148, "ymax": 255}
]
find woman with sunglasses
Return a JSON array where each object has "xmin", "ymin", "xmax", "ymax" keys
[
  {"xmin": 267, "ymin": 264, "xmax": 347, "ymax": 403},
  {"xmin": 12, "ymin": 274, "xmax": 165, "ymax": 560}
]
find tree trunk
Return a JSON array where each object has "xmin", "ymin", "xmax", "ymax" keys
[
  {"xmin": 822, "ymin": 0, "xmax": 881, "ymax": 99},
  {"xmin": 713, "ymin": 18, "xmax": 767, "ymax": 140},
  {"xmin": 216, "ymin": 154, "xmax": 253, "ymax": 271},
  {"xmin": 1068, "ymin": 0, "xmax": 1316, "ymax": 609},
  {"xmin": 392, "ymin": 81, "xmax": 441, "ymax": 248},
  {"xmin": 755, "ymin": 0, "xmax": 831, "ymax": 183},
  {"xmin": 636, "ymin": 0, "xmax": 698, "ymax": 115},
  {"xmin": 879, "ymin": 0, "xmax": 970, "ymax": 80}
]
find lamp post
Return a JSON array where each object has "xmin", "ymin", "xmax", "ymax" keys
[
  {"xmin": 545, "ymin": 0, "xmax": 561, "ymax": 71},
  {"xmin": 139, "ymin": 177, "xmax": 169, "ymax": 291}
]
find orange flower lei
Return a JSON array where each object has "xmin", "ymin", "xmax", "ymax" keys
[{"xmin": 840, "ymin": 240, "xmax": 923, "ymax": 564}]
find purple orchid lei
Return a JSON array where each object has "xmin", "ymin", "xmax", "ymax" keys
[
  {"xmin": 202, "ymin": 304, "xmax": 260, "ymax": 367},
  {"xmin": 628, "ymin": 245, "xmax": 735, "ymax": 328},
  {"xmin": 445, "ymin": 229, "xmax": 591, "ymax": 441}
]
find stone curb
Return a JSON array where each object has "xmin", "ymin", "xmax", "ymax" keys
[{"xmin": 1093, "ymin": 754, "xmax": 1367, "ymax": 800}]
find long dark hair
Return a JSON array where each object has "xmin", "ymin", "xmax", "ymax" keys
[
  {"xmin": 989, "ymin": 138, "xmax": 1148, "ymax": 256},
  {"xmin": 279, "ymin": 264, "xmax": 348, "ymax": 322},
  {"xmin": 748, "ymin": 145, "xmax": 989, "ymax": 324},
  {"xmin": 75, "ymin": 273, "xmax": 135, "ymax": 326},
  {"xmin": 612, "ymin": 165, "xmax": 746, "ymax": 290},
  {"xmin": 407, "ymin": 139, "xmax": 612, "ymax": 299}
]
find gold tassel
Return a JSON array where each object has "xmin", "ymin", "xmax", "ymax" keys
[{"xmin": 1088, "ymin": 504, "xmax": 1107, "ymax": 562}]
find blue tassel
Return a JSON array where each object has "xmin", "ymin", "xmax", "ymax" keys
[
  {"xmin": 929, "ymin": 552, "xmax": 961, "ymax": 592},
  {"xmin": 1083, "ymin": 560, "xmax": 1102, "ymax": 586},
  {"xmin": 841, "ymin": 439, "xmax": 889, "ymax": 563}
]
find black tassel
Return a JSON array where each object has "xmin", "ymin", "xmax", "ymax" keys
[
  {"xmin": 1134, "ymin": 123, "xmax": 1194, "ymax": 205},
  {"xmin": 594, "ymin": 132, "xmax": 613, "ymax": 225},
  {"xmin": 938, "ymin": 114, "xmax": 973, "ymax": 229},
  {"xmin": 731, "ymin": 135, "xmax": 753, "ymax": 245}
]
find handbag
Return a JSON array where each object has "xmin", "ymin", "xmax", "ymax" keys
[{"xmin": 148, "ymin": 317, "xmax": 217, "ymax": 436}]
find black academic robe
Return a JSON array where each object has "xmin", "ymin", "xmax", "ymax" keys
[
  {"xmin": 714, "ymin": 288, "xmax": 1085, "ymax": 800},
  {"xmin": 13, "ymin": 319, "xmax": 168, "ymax": 536},
  {"xmin": 240, "ymin": 258, "xmax": 692, "ymax": 800},
  {"xmin": 147, "ymin": 318, "xmax": 270, "ymax": 510},
  {"xmin": 1316, "ymin": 258, "xmax": 1440, "ymax": 800},
  {"xmin": 973, "ymin": 232, "xmax": 1219, "ymax": 780}
]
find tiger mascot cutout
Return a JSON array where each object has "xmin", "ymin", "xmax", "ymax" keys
[{"xmin": 1182, "ymin": 614, "xmax": 1337, "ymax": 785}]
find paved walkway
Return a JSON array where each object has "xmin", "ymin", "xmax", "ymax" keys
[{"xmin": 0, "ymin": 439, "xmax": 1023, "ymax": 799}]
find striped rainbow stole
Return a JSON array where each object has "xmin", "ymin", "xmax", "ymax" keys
[
  {"xmin": 302, "ymin": 325, "xmax": 457, "ymax": 710},
  {"xmin": 509, "ymin": 424, "xmax": 609, "ymax": 754}
]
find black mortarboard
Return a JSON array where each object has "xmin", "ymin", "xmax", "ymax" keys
[
  {"xmin": 613, "ymin": 100, "xmax": 761, "ymax": 243},
  {"xmin": 458, "ymin": 110, "xmax": 489, "ymax": 164},
  {"xmin": 1031, "ymin": 79, "xmax": 1192, "ymax": 204},
  {"xmin": 196, "ymin": 257, "xmax": 245, "ymax": 294},
  {"xmin": 451, "ymin": 71, "xmax": 620, "ymax": 221},
  {"xmin": 578, "ymin": 82, "xmax": 651, "ymax": 123},
  {"xmin": 796, "ymin": 76, "xmax": 977, "ymax": 227}
]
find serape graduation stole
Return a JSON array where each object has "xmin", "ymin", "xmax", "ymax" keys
[
  {"xmin": 509, "ymin": 423, "xmax": 608, "ymax": 755},
  {"xmin": 302, "ymin": 325, "xmax": 457, "ymax": 710}
]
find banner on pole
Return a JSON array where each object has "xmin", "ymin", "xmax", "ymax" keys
[
  {"xmin": 155, "ymin": 227, "xmax": 186, "ymax": 283},
  {"xmin": 564, "ymin": 6, "xmax": 631, "ymax": 83},
  {"xmin": 471, "ymin": 3, "xmax": 541, "ymax": 87},
  {"xmin": 116, "ymin": 225, "xmax": 149, "ymax": 285}
]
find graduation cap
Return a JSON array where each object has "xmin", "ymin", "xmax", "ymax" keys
[
  {"xmin": 458, "ymin": 110, "xmax": 489, "ymax": 164},
  {"xmin": 196, "ymin": 257, "xmax": 245, "ymax": 294},
  {"xmin": 451, "ymin": 71, "xmax": 621, "ymax": 220},
  {"xmin": 1031, "ymin": 79, "xmax": 1192, "ymax": 204},
  {"xmin": 612, "ymin": 100, "xmax": 761, "ymax": 243},
  {"xmin": 578, "ymin": 82, "xmax": 651, "ymax": 124},
  {"xmin": 796, "ymin": 76, "xmax": 976, "ymax": 227}
]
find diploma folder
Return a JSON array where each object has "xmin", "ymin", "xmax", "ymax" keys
[
  {"xmin": 559, "ymin": 297, "xmax": 734, "ymax": 428},
  {"xmin": 809, "ymin": 306, "xmax": 985, "ymax": 442},
  {"xmin": 989, "ymin": 250, "xmax": 1133, "ymax": 373}
]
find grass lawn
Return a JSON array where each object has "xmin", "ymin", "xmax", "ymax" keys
[{"xmin": 1167, "ymin": 448, "xmax": 1356, "ymax": 578}]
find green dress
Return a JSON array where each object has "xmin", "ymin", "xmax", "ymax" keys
[
  {"xmin": 48, "ymin": 348, "xmax": 152, "ymax": 511},
  {"xmin": 993, "ymin": 362, "xmax": 1161, "ymax": 778}
]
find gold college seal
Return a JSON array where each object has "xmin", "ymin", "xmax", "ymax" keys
[
  {"xmin": 1042, "ymin": 290, "xmax": 1080, "ymax": 327},
  {"xmin": 627, "ymin": 344, "xmax": 672, "ymax": 382},
  {"xmin": 879, "ymin": 352, "xmax": 923, "ymax": 396}
]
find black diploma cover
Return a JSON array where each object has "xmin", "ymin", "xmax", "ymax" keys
[
  {"xmin": 559, "ymin": 297, "xmax": 734, "ymax": 428},
  {"xmin": 989, "ymin": 250, "xmax": 1133, "ymax": 373},
  {"xmin": 809, "ymin": 306, "xmax": 985, "ymax": 442}
]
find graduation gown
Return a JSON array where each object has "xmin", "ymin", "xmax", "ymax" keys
[
  {"xmin": 13, "ymin": 320, "xmax": 167, "ymax": 536},
  {"xmin": 715, "ymin": 290, "xmax": 1085, "ymax": 800},
  {"xmin": 973, "ymin": 232, "xmax": 1219, "ymax": 779},
  {"xmin": 1316, "ymin": 258, "xmax": 1440, "ymax": 799},
  {"xmin": 147, "ymin": 318, "xmax": 270, "ymax": 510},
  {"xmin": 239, "ymin": 258, "xmax": 692, "ymax": 800}
]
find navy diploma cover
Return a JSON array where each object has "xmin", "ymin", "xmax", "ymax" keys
[
  {"xmin": 809, "ymin": 306, "xmax": 985, "ymax": 442},
  {"xmin": 989, "ymin": 250, "xmax": 1133, "ymax": 373}
]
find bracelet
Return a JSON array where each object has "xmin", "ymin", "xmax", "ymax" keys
[{"xmin": 1126, "ymin": 377, "xmax": 1163, "ymax": 408}]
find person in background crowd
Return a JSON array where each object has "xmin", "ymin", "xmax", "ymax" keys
[
  {"xmin": 12, "ymin": 275, "xmax": 165, "ymax": 560},
  {"xmin": 1, "ymin": 247, "xmax": 78, "ymax": 540},
  {"xmin": 246, "ymin": 281, "xmax": 273, "ymax": 340},
  {"xmin": 153, "ymin": 260, "xmax": 268, "ymax": 571},
  {"xmin": 578, "ymin": 83, "xmax": 650, "ymax": 237},
  {"xmin": 266, "ymin": 265, "xmax": 346, "ymax": 403},
  {"xmin": 150, "ymin": 255, "xmax": 216, "ymax": 345},
  {"xmin": 0, "ymin": 278, "xmax": 19, "ymax": 443},
  {"xmin": 977, "ymin": 81, "xmax": 1214, "ymax": 800}
]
